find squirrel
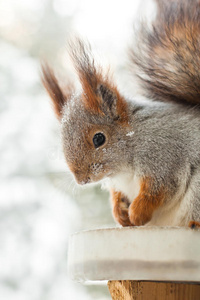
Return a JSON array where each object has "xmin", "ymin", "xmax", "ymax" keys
[{"xmin": 42, "ymin": 0, "xmax": 200, "ymax": 229}]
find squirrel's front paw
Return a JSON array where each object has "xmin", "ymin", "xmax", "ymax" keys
[
  {"xmin": 113, "ymin": 204, "xmax": 132, "ymax": 227},
  {"xmin": 113, "ymin": 196, "xmax": 132, "ymax": 227},
  {"xmin": 129, "ymin": 200, "xmax": 152, "ymax": 226}
]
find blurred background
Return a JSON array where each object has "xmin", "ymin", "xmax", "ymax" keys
[{"xmin": 0, "ymin": 0, "xmax": 154, "ymax": 299}]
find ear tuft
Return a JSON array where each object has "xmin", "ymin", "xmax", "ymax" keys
[
  {"xmin": 41, "ymin": 63, "xmax": 73, "ymax": 119},
  {"xmin": 68, "ymin": 38, "xmax": 104, "ymax": 113}
]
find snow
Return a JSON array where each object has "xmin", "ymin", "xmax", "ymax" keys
[{"xmin": 126, "ymin": 131, "xmax": 135, "ymax": 137}]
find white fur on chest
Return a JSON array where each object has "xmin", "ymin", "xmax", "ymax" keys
[
  {"xmin": 103, "ymin": 170, "xmax": 196, "ymax": 227},
  {"xmin": 109, "ymin": 172, "xmax": 140, "ymax": 202}
]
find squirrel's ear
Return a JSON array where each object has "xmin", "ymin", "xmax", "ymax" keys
[
  {"xmin": 69, "ymin": 38, "xmax": 128, "ymax": 122},
  {"xmin": 97, "ymin": 82, "xmax": 128, "ymax": 122},
  {"xmin": 41, "ymin": 63, "xmax": 73, "ymax": 119}
]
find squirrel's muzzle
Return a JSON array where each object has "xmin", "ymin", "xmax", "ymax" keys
[
  {"xmin": 72, "ymin": 168, "xmax": 91, "ymax": 185},
  {"xmin": 75, "ymin": 176, "xmax": 91, "ymax": 185}
]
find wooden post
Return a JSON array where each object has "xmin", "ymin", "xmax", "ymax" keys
[{"xmin": 108, "ymin": 280, "xmax": 200, "ymax": 300}]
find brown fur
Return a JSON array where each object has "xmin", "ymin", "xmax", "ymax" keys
[
  {"xmin": 130, "ymin": 0, "xmax": 200, "ymax": 105},
  {"xmin": 189, "ymin": 221, "xmax": 200, "ymax": 229},
  {"xmin": 111, "ymin": 189, "xmax": 132, "ymax": 227},
  {"xmin": 41, "ymin": 64, "xmax": 74, "ymax": 119},
  {"xmin": 129, "ymin": 178, "xmax": 165, "ymax": 226}
]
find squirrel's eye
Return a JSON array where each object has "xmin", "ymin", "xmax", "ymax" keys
[{"xmin": 93, "ymin": 132, "xmax": 106, "ymax": 148}]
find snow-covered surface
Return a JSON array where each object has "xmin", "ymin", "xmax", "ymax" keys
[{"xmin": 69, "ymin": 227, "xmax": 200, "ymax": 283}]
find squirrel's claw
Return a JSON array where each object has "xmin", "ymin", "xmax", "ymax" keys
[
  {"xmin": 111, "ymin": 190, "xmax": 132, "ymax": 227},
  {"xmin": 113, "ymin": 204, "xmax": 132, "ymax": 227}
]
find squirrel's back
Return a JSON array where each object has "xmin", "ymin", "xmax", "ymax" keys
[{"xmin": 130, "ymin": 0, "xmax": 200, "ymax": 106}]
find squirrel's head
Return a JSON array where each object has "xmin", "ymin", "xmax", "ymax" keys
[{"xmin": 42, "ymin": 39, "xmax": 130, "ymax": 185}]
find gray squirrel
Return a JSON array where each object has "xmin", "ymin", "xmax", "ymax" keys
[{"xmin": 42, "ymin": 0, "xmax": 200, "ymax": 228}]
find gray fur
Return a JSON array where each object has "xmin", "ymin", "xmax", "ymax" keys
[{"xmin": 61, "ymin": 93, "xmax": 200, "ymax": 224}]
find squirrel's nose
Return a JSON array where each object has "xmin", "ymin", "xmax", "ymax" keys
[
  {"xmin": 76, "ymin": 177, "xmax": 91, "ymax": 185},
  {"xmin": 74, "ymin": 170, "xmax": 91, "ymax": 185}
]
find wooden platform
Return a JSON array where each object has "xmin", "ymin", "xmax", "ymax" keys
[{"xmin": 108, "ymin": 280, "xmax": 200, "ymax": 300}]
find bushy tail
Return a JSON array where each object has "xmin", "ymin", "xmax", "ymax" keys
[{"xmin": 130, "ymin": 0, "xmax": 200, "ymax": 105}]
